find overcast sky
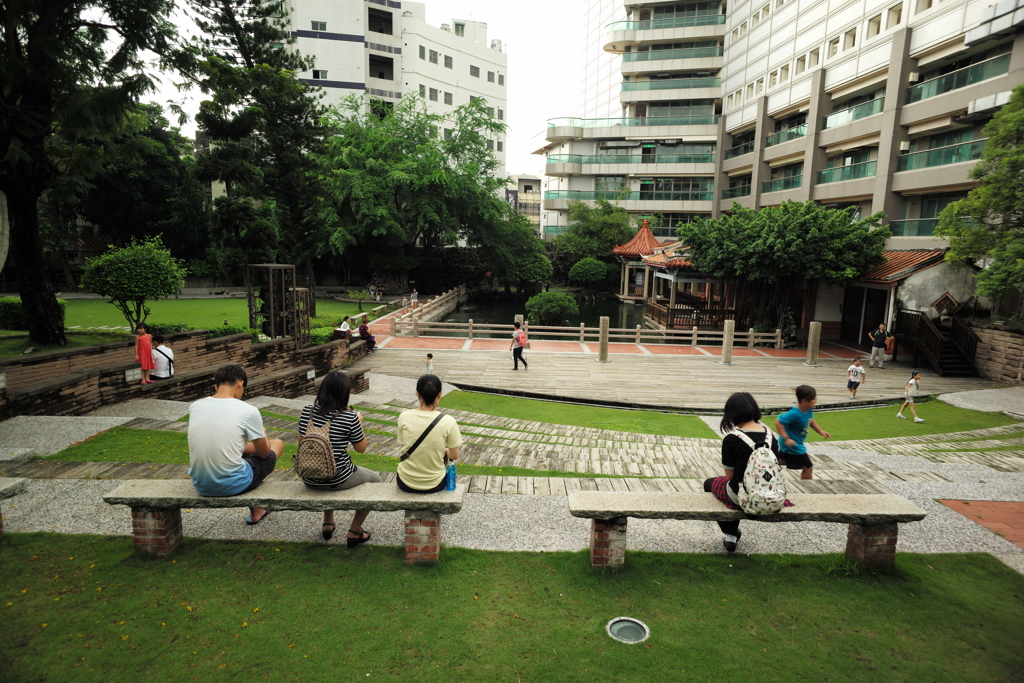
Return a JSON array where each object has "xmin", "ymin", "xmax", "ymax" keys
[{"xmin": 155, "ymin": 0, "xmax": 586, "ymax": 177}]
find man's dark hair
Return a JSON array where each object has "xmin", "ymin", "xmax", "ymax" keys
[
  {"xmin": 153, "ymin": 335, "xmax": 165, "ymax": 344},
  {"xmin": 214, "ymin": 364, "xmax": 247, "ymax": 387},
  {"xmin": 514, "ymin": 322, "xmax": 521, "ymax": 329},
  {"xmin": 795, "ymin": 385, "xmax": 816, "ymax": 402},
  {"xmin": 720, "ymin": 392, "xmax": 762, "ymax": 434}
]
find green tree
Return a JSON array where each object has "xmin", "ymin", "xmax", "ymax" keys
[
  {"xmin": 348, "ymin": 290, "xmax": 371, "ymax": 312},
  {"xmin": 936, "ymin": 84, "xmax": 1024, "ymax": 318},
  {"xmin": 552, "ymin": 199, "xmax": 635, "ymax": 267},
  {"xmin": 568, "ymin": 257, "xmax": 608, "ymax": 288},
  {"xmin": 80, "ymin": 238, "xmax": 187, "ymax": 330},
  {"xmin": 525, "ymin": 292, "xmax": 580, "ymax": 326},
  {"xmin": 677, "ymin": 201, "xmax": 889, "ymax": 327},
  {"xmin": 0, "ymin": 0, "xmax": 185, "ymax": 344}
]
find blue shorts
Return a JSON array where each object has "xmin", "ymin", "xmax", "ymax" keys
[{"xmin": 847, "ymin": 380, "xmax": 860, "ymax": 390}]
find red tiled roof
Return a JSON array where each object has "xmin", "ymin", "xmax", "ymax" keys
[
  {"xmin": 860, "ymin": 249, "xmax": 947, "ymax": 284},
  {"xmin": 643, "ymin": 252, "xmax": 694, "ymax": 270},
  {"xmin": 613, "ymin": 219, "xmax": 662, "ymax": 257}
]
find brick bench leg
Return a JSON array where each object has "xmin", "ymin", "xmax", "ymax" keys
[
  {"xmin": 405, "ymin": 510, "xmax": 440, "ymax": 564},
  {"xmin": 131, "ymin": 507, "xmax": 183, "ymax": 556},
  {"xmin": 590, "ymin": 517, "xmax": 628, "ymax": 568},
  {"xmin": 846, "ymin": 522, "xmax": 898, "ymax": 570}
]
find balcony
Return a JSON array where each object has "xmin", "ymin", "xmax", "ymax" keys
[
  {"xmin": 546, "ymin": 153, "xmax": 716, "ymax": 165},
  {"xmin": 543, "ymin": 225, "xmax": 569, "ymax": 236},
  {"xmin": 817, "ymin": 161, "xmax": 877, "ymax": 184},
  {"xmin": 606, "ymin": 15, "xmax": 726, "ymax": 32},
  {"xmin": 543, "ymin": 190, "xmax": 714, "ymax": 202},
  {"xmin": 622, "ymin": 47, "xmax": 723, "ymax": 61},
  {"xmin": 888, "ymin": 219, "xmax": 937, "ymax": 237},
  {"xmin": 724, "ymin": 141, "xmax": 754, "ymax": 159},
  {"xmin": 895, "ymin": 140, "xmax": 985, "ymax": 172},
  {"xmin": 761, "ymin": 176, "xmax": 802, "ymax": 193},
  {"xmin": 622, "ymin": 77, "xmax": 720, "ymax": 91},
  {"xmin": 721, "ymin": 185, "xmax": 751, "ymax": 199},
  {"xmin": 822, "ymin": 98, "xmax": 884, "ymax": 129},
  {"xmin": 765, "ymin": 125, "xmax": 807, "ymax": 147},
  {"xmin": 545, "ymin": 115, "xmax": 720, "ymax": 143},
  {"xmin": 905, "ymin": 53, "xmax": 1010, "ymax": 104}
]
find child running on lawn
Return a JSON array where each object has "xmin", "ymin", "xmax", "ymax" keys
[{"xmin": 775, "ymin": 385, "xmax": 831, "ymax": 480}]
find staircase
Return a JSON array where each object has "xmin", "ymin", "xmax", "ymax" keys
[{"xmin": 895, "ymin": 309, "xmax": 978, "ymax": 377}]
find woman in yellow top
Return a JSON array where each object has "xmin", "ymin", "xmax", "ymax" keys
[{"xmin": 396, "ymin": 374, "xmax": 463, "ymax": 493}]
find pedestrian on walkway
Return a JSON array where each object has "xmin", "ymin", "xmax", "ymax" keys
[
  {"xmin": 510, "ymin": 321, "xmax": 528, "ymax": 371},
  {"xmin": 402, "ymin": 296, "xmax": 409, "ymax": 313},
  {"xmin": 775, "ymin": 385, "xmax": 830, "ymax": 480},
  {"xmin": 897, "ymin": 371, "xmax": 925, "ymax": 422},
  {"xmin": 846, "ymin": 358, "xmax": 865, "ymax": 399},
  {"xmin": 411, "ymin": 288, "xmax": 419, "ymax": 310},
  {"xmin": 866, "ymin": 323, "xmax": 892, "ymax": 369},
  {"xmin": 425, "ymin": 353, "xmax": 433, "ymax": 373}
]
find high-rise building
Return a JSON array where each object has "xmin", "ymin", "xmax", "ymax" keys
[
  {"xmin": 541, "ymin": 0, "xmax": 1024, "ymax": 248},
  {"xmin": 287, "ymin": 1, "xmax": 507, "ymax": 175},
  {"xmin": 507, "ymin": 175, "xmax": 543, "ymax": 231}
]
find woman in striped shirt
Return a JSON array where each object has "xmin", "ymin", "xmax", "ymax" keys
[{"xmin": 298, "ymin": 371, "xmax": 380, "ymax": 547}]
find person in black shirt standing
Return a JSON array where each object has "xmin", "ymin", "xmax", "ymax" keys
[
  {"xmin": 866, "ymin": 323, "xmax": 892, "ymax": 369},
  {"xmin": 703, "ymin": 392, "xmax": 781, "ymax": 553}
]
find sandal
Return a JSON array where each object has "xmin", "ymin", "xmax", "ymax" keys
[
  {"xmin": 322, "ymin": 523, "xmax": 336, "ymax": 541},
  {"xmin": 347, "ymin": 528, "xmax": 371, "ymax": 548},
  {"xmin": 245, "ymin": 509, "xmax": 271, "ymax": 525}
]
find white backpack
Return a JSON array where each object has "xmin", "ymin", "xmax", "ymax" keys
[{"xmin": 733, "ymin": 427, "xmax": 786, "ymax": 515}]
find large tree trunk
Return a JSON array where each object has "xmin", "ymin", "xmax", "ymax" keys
[{"xmin": 8, "ymin": 188, "xmax": 67, "ymax": 345}]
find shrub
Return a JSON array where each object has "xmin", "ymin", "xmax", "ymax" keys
[
  {"xmin": 148, "ymin": 322, "xmax": 194, "ymax": 335},
  {"xmin": 309, "ymin": 327, "xmax": 335, "ymax": 345},
  {"xmin": 0, "ymin": 297, "xmax": 66, "ymax": 330},
  {"xmin": 525, "ymin": 292, "xmax": 579, "ymax": 326},
  {"xmin": 310, "ymin": 314, "xmax": 342, "ymax": 329},
  {"xmin": 208, "ymin": 325, "xmax": 258, "ymax": 342},
  {"xmin": 568, "ymin": 257, "xmax": 607, "ymax": 288}
]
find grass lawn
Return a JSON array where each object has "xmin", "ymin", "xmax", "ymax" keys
[
  {"xmin": 39, "ymin": 427, "xmax": 657, "ymax": 480},
  {"xmin": 804, "ymin": 401, "xmax": 1021, "ymax": 442},
  {"xmin": 54, "ymin": 299, "xmax": 373, "ymax": 331},
  {"xmin": 2, "ymin": 533, "xmax": 1022, "ymax": 682},
  {"xmin": 439, "ymin": 392, "xmax": 717, "ymax": 439},
  {"xmin": 0, "ymin": 331, "xmax": 132, "ymax": 358}
]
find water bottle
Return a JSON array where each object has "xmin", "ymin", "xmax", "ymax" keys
[{"xmin": 445, "ymin": 463, "xmax": 457, "ymax": 491}]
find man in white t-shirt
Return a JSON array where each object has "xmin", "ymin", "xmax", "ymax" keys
[
  {"xmin": 151, "ymin": 336, "xmax": 174, "ymax": 380},
  {"xmin": 187, "ymin": 365, "xmax": 285, "ymax": 524}
]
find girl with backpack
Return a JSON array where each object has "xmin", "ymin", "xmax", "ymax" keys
[
  {"xmin": 703, "ymin": 392, "xmax": 784, "ymax": 553},
  {"xmin": 395, "ymin": 375, "xmax": 463, "ymax": 493},
  {"xmin": 296, "ymin": 371, "xmax": 380, "ymax": 547}
]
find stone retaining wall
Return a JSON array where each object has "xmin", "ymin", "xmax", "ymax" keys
[{"xmin": 972, "ymin": 324, "xmax": 1024, "ymax": 384}]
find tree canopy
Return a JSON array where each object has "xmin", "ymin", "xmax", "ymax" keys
[
  {"xmin": 552, "ymin": 199, "xmax": 634, "ymax": 267},
  {"xmin": 936, "ymin": 84, "xmax": 1024, "ymax": 317},
  {"xmin": 568, "ymin": 257, "xmax": 608, "ymax": 288},
  {"xmin": 677, "ymin": 201, "xmax": 890, "ymax": 326},
  {"xmin": 525, "ymin": 292, "xmax": 579, "ymax": 326}
]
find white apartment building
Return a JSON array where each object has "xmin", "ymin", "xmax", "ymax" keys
[
  {"xmin": 507, "ymin": 175, "xmax": 543, "ymax": 230},
  {"xmin": 286, "ymin": 0, "xmax": 508, "ymax": 175}
]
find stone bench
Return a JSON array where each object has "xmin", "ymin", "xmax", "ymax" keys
[
  {"xmin": 568, "ymin": 491, "xmax": 927, "ymax": 570},
  {"xmin": 0, "ymin": 477, "xmax": 29, "ymax": 537},
  {"xmin": 103, "ymin": 479, "xmax": 465, "ymax": 564}
]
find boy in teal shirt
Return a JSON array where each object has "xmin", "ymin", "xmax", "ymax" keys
[{"xmin": 775, "ymin": 385, "xmax": 831, "ymax": 480}]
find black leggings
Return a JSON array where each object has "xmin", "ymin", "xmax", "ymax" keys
[{"xmin": 703, "ymin": 478, "xmax": 740, "ymax": 536}]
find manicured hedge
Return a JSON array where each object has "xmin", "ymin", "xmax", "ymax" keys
[{"xmin": 0, "ymin": 297, "xmax": 67, "ymax": 330}]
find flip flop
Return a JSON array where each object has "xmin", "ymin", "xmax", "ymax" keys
[
  {"xmin": 347, "ymin": 529, "xmax": 371, "ymax": 548},
  {"xmin": 245, "ymin": 510, "xmax": 271, "ymax": 525}
]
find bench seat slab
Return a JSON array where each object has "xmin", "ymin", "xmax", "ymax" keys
[{"xmin": 104, "ymin": 480, "xmax": 465, "ymax": 515}]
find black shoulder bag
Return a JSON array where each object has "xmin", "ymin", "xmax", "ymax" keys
[{"xmin": 399, "ymin": 413, "xmax": 446, "ymax": 462}]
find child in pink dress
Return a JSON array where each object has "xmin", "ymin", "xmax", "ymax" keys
[{"xmin": 135, "ymin": 323, "xmax": 155, "ymax": 385}]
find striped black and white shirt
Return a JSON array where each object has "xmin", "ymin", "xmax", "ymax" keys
[{"xmin": 297, "ymin": 405, "xmax": 365, "ymax": 488}]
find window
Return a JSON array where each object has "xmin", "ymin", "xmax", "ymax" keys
[
  {"xmin": 828, "ymin": 37, "xmax": 840, "ymax": 58},
  {"xmin": 312, "ymin": 70, "xmax": 327, "ymax": 79},
  {"xmin": 732, "ymin": 28, "xmax": 740, "ymax": 39},
  {"xmin": 809, "ymin": 48, "xmax": 820, "ymax": 67},
  {"xmin": 796, "ymin": 55, "xmax": 806, "ymax": 73},
  {"xmin": 756, "ymin": 78, "xmax": 764, "ymax": 93},
  {"xmin": 311, "ymin": 21, "xmax": 326, "ymax": 31},
  {"xmin": 740, "ymin": 21, "xmax": 748, "ymax": 34},
  {"xmin": 444, "ymin": 91, "xmax": 453, "ymax": 105},
  {"xmin": 762, "ymin": 4, "xmax": 770, "ymax": 17},
  {"xmin": 444, "ymin": 129, "xmax": 453, "ymax": 140},
  {"xmin": 843, "ymin": 29, "xmax": 856, "ymax": 50},
  {"xmin": 916, "ymin": 0, "xmax": 932, "ymax": 13},
  {"xmin": 444, "ymin": 55, "xmax": 453, "ymax": 68},
  {"xmin": 497, "ymin": 108, "xmax": 504, "ymax": 119},
  {"xmin": 429, "ymin": 88, "xmax": 438, "ymax": 101},
  {"xmin": 727, "ymin": 93, "xmax": 734, "ymax": 107},
  {"xmin": 498, "ymin": 74, "xmax": 504, "ymax": 85},
  {"xmin": 497, "ymin": 141, "xmax": 503, "ymax": 152},
  {"xmin": 429, "ymin": 50, "xmax": 438, "ymax": 64},
  {"xmin": 429, "ymin": 125, "xmax": 438, "ymax": 138},
  {"xmin": 419, "ymin": 84, "xmax": 426, "ymax": 97},
  {"xmin": 887, "ymin": 3, "xmax": 903, "ymax": 27},
  {"xmin": 487, "ymin": 139, "xmax": 494, "ymax": 150},
  {"xmin": 752, "ymin": 11, "xmax": 760, "ymax": 25},
  {"xmin": 419, "ymin": 45, "xmax": 426, "ymax": 59},
  {"xmin": 455, "ymin": 22, "xmax": 465, "ymax": 37},
  {"xmin": 780, "ymin": 64, "xmax": 790, "ymax": 82},
  {"xmin": 769, "ymin": 70, "xmax": 778, "ymax": 87},
  {"xmin": 486, "ymin": 106, "xmax": 494, "ymax": 117},
  {"xmin": 470, "ymin": 65, "xmax": 480, "ymax": 77},
  {"xmin": 487, "ymin": 71, "xmax": 495, "ymax": 82},
  {"xmin": 746, "ymin": 83, "xmax": 754, "ymax": 98},
  {"xmin": 776, "ymin": 0, "xmax": 786, "ymax": 7},
  {"xmin": 867, "ymin": 14, "xmax": 882, "ymax": 38}
]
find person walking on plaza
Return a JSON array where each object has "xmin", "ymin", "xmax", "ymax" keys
[
  {"xmin": 425, "ymin": 353, "xmax": 433, "ymax": 373},
  {"xmin": 846, "ymin": 358, "xmax": 865, "ymax": 399},
  {"xmin": 187, "ymin": 365, "xmax": 285, "ymax": 525},
  {"xmin": 510, "ymin": 321, "xmax": 528, "ymax": 371},
  {"xmin": 897, "ymin": 371, "xmax": 925, "ymax": 422},
  {"xmin": 151, "ymin": 335, "xmax": 174, "ymax": 380},
  {"xmin": 866, "ymin": 323, "xmax": 892, "ymax": 369},
  {"xmin": 411, "ymin": 288, "xmax": 419, "ymax": 310},
  {"xmin": 775, "ymin": 385, "xmax": 830, "ymax": 480}
]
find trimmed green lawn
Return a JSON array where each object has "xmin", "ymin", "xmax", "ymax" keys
[
  {"xmin": 3, "ymin": 533, "xmax": 1023, "ymax": 682},
  {"xmin": 0, "ymin": 331, "xmax": 132, "ymax": 358},
  {"xmin": 52, "ymin": 299, "xmax": 373, "ymax": 331},
  {"xmin": 803, "ymin": 401, "xmax": 1021, "ymax": 442},
  {"xmin": 439, "ymin": 392, "xmax": 717, "ymax": 438}
]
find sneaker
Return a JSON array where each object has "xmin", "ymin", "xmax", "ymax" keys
[
  {"xmin": 848, "ymin": 396, "xmax": 855, "ymax": 400},
  {"xmin": 723, "ymin": 534, "xmax": 738, "ymax": 553},
  {"xmin": 914, "ymin": 417, "xmax": 925, "ymax": 423},
  {"xmin": 897, "ymin": 413, "xmax": 906, "ymax": 419}
]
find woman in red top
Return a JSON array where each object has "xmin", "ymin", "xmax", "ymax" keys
[{"xmin": 134, "ymin": 322, "xmax": 155, "ymax": 385}]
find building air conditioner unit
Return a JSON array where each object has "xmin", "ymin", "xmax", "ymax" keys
[
  {"xmin": 908, "ymin": 71, "xmax": 919, "ymax": 82},
  {"xmin": 899, "ymin": 140, "xmax": 911, "ymax": 152}
]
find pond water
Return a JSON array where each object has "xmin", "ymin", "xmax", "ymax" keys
[{"xmin": 437, "ymin": 297, "xmax": 649, "ymax": 339}]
